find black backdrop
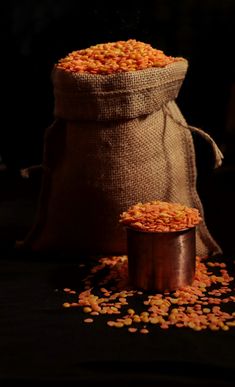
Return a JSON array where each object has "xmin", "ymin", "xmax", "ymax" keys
[
  {"xmin": 1, "ymin": 6, "xmax": 235, "ymax": 385},
  {"xmin": 0, "ymin": 0, "xmax": 234, "ymax": 169}
]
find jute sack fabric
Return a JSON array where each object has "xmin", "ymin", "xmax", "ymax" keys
[{"xmin": 23, "ymin": 60, "xmax": 223, "ymax": 256}]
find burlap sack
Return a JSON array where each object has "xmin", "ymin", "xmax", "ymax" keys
[{"xmin": 23, "ymin": 60, "xmax": 223, "ymax": 256}]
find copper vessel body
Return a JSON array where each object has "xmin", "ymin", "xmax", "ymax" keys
[{"xmin": 126, "ymin": 227, "xmax": 196, "ymax": 292}]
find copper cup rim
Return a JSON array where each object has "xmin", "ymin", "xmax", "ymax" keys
[{"xmin": 125, "ymin": 225, "xmax": 196, "ymax": 235}]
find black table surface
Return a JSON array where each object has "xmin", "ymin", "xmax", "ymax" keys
[{"xmin": 1, "ymin": 167, "xmax": 235, "ymax": 387}]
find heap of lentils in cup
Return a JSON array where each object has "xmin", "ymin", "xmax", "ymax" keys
[
  {"xmin": 56, "ymin": 39, "xmax": 185, "ymax": 75},
  {"xmin": 120, "ymin": 200, "xmax": 202, "ymax": 232}
]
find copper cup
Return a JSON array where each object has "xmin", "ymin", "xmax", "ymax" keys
[{"xmin": 126, "ymin": 227, "xmax": 196, "ymax": 292}]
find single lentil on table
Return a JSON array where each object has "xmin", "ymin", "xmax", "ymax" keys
[
  {"xmin": 56, "ymin": 39, "xmax": 185, "ymax": 75},
  {"xmin": 62, "ymin": 255, "xmax": 235, "ymax": 333}
]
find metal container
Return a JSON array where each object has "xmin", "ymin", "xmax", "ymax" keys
[{"xmin": 126, "ymin": 226, "xmax": 196, "ymax": 292}]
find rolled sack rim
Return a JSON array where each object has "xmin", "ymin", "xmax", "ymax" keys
[
  {"xmin": 52, "ymin": 60, "xmax": 188, "ymax": 95},
  {"xmin": 52, "ymin": 60, "xmax": 188, "ymax": 120}
]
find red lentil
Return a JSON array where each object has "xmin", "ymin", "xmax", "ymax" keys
[
  {"xmin": 56, "ymin": 39, "xmax": 185, "ymax": 75},
  {"xmin": 83, "ymin": 307, "xmax": 92, "ymax": 313},
  {"xmin": 84, "ymin": 318, "xmax": 94, "ymax": 323},
  {"xmin": 128, "ymin": 327, "xmax": 137, "ymax": 333},
  {"xmin": 62, "ymin": 302, "xmax": 71, "ymax": 308},
  {"xmin": 120, "ymin": 200, "xmax": 201, "ymax": 232},
  {"xmin": 63, "ymin": 288, "xmax": 71, "ymax": 292},
  {"xmin": 140, "ymin": 328, "xmax": 149, "ymax": 334}
]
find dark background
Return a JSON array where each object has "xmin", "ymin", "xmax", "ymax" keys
[
  {"xmin": 0, "ymin": 0, "xmax": 235, "ymax": 170},
  {"xmin": 0, "ymin": 5, "xmax": 235, "ymax": 386}
]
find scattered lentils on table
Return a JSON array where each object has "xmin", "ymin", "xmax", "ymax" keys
[{"xmin": 62, "ymin": 255, "xmax": 235, "ymax": 333}]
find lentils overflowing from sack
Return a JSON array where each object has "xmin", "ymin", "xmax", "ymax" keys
[
  {"xmin": 120, "ymin": 200, "xmax": 202, "ymax": 232},
  {"xmin": 56, "ymin": 39, "xmax": 184, "ymax": 75},
  {"xmin": 62, "ymin": 255, "xmax": 235, "ymax": 332}
]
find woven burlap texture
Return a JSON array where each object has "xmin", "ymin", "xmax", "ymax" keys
[{"xmin": 24, "ymin": 61, "xmax": 223, "ymax": 256}]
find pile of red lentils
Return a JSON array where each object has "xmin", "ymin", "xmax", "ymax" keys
[
  {"xmin": 120, "ymin": 200, "xmax": 202, "ymax": 232},
  {"xmin": 56, "ymin": 39, "xmax": 185, "ymax": 75},
  {"xmin": 62, "ymin": 255, "xmax": 235, "ymax": 333}
]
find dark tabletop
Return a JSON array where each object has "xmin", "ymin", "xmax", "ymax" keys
[{"xmin": 0, "ymin": 163, "xmax": 235, "ymax": 387}]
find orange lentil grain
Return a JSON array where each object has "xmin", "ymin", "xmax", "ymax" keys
[
  {"xmin": 83, "ymin": 307, "xmax": 92, "ymax": 313},
  {"xmin": 140, "ymin": 328, "xmax": 149, "ymax": 334},
  {"xmin": 114, "ymin": 322, "xmax": 124, "ymax": 328},
  {"xmin": 107, "ymin": 321, "xmax": 116, "ymax": 327},
  {"xmin": 84, "ymin": 318, "xmax": 94, "ymax": 323},
  {"xmin": 123, "ymin": 318, "xmax": 133, "ymax": 326},
  {"xmin": 91, "ymin": 311, "xmax": 99, "ymax": 316},
  {"xmin": 62, "ymin": 302, "xmax": 71, "ymax": 308},
  {"xmin": 128, "ymin": 327, "xmax": 138, "ymax": 333}
]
